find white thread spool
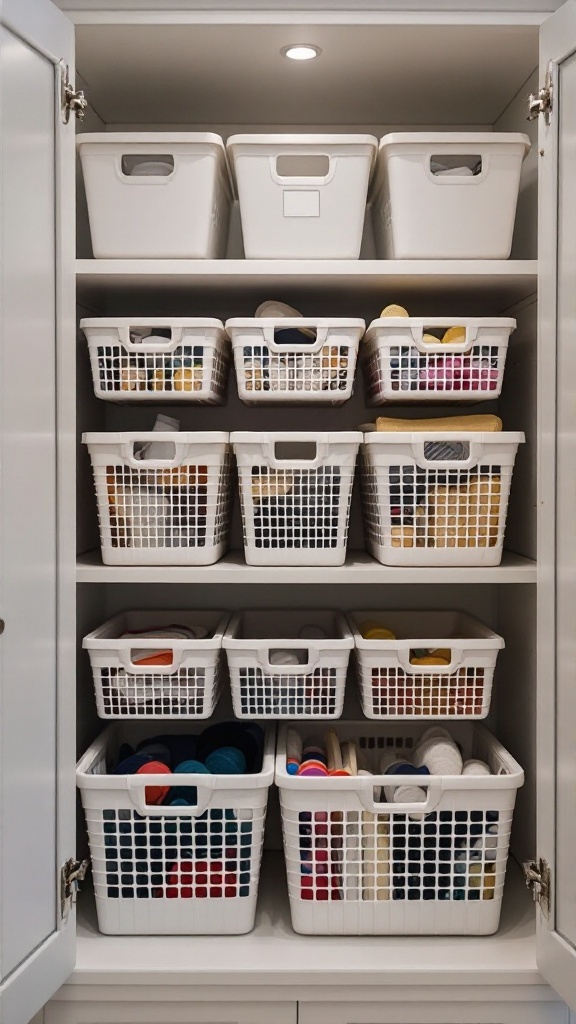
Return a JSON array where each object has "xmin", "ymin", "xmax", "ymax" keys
[
  {"xmin": 414, "ymin": 736, "xmax": 463, "ymax": 775},
  {"xmin": 379, "ymin": 752, "xmax": 427, "ymax": 807},
  {"xmin": 419, "ymin": 726, "xmax": 452, "ymax": 745},
  {"xmin": 462, "ymin": 759, "xmax": 491, "ymax": 777}
]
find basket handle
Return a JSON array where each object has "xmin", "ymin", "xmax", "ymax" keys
[
  {"xmin": 424, "ymin": 152, "xmax": 490, "ymax": 185},
  {"xmin": 260, "ymin": 325, "xmax": 330, "ymax": 352},
  {"xmin": 117, "ymin": 326, "xmax": 185, "ymax": 351},
  {"xmin": 395, "ymin": 648, "xmax": 462, "ymax": 674},
  {"xmin": 127, "ymin": 775, "xmax": 216, "ymax": 817},
  {"xmin": 269, "ymin": 153, "xmax": 336, "ymax": 186},
  {"xmin": 118, "ymin": 647, "xmax": 185, "ymax": 674},
  {"xmin": 411, "ymin": 438, "xmax": 483, "ymax": 470},
  {"xmin": 115, "ymin": 153, "xmax": 176, "ymax": 184},
  {"xmin": 407, "ymin": 325, "xmax": 478, "ymax": 353},
  {"xmin": 256, "ymin": 648, "xmax": 320, "ymax": 673},
  {"xmin": 120, "ymin": 440, "xmax": 190, "ymax": 468},
  {"xmin": 358, "ymin": 775, "xmax": 444, "ymax": 815},
  {"xmin": 264, "ymin": 438, "xmax": 329, "ymax": 469}
]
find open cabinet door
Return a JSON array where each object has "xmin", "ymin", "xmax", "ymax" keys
[
  {"xmin": 0, "ymin": 1, "xmax": 77, "ymax": 1023},
  {"xmin": 537, "ymin": 0, "xmax": 576, "ymax": 1012}
]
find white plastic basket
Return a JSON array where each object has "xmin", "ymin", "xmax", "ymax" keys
[
  {"xmin": 77, "ymin": 723, "xmax": 274, "ymax": 935},
  {"xmin": 226, "ymin": 318, "xmax": 364, "ymax": 405},
  {"xmin": 276, "ymin": 722, "xmax": 523, "ymax": 935},
  {"xmin": 347, "ymin": 611, "xmax": 504, "ymax": 720},
  {"xmin": 231, "ymin": 432, "xmax": 362, "ymax": 566},
  {"xmin": 371, "ymin": 133, "xmax": 530, "ymax": 259},
  {"xmin": 227, "ymin": 135, "xmax": 377, "ymax": 259},
  {"xmin": 360, "ymin": 431, "xmax": 524, "ymax": 566},
  {"xmin": 77, "ymin": 133, "xmax": 232, "ymax": 259},
  {"xmin": 82, "ymin": 319, "xmax": 231, "ymax": 404},
  {"xmin": 83, "ymin": 611, "xmax": 231, "ymax": 720},
  {"xmin": 223, "ymin": 610, "xmax": 353, "ymax": 719},
  {"xmin": 83, "ymin": 432, "xmax": 232, "ymax": 566},
  {"xmin": 361, "ymin": 318, "xmax": 514, "ymax": 404}
]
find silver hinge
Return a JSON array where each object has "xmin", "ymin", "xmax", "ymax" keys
[
  {"xmin": 60, "ymin": 62, "xmax": 88, "ymax": 124},
  {"xmin": 528, "ymin": 66, "xmax": 553, "ymax": 125},
  {"xmin": 61, "ymin": 858, "xmax": 89, "ymax": 921},
  {"xmin": 523, "ymin": 857, "xmax": 551, "ymax": 917}
]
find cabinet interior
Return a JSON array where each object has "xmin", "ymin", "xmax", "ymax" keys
[{"xmin": 73, "ymin": 16, "xmax": 540, "ymax": 941}]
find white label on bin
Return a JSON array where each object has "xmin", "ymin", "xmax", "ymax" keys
[{"xmin": 283, "ymin": 190, "xmax": 320, "ymax": 217}]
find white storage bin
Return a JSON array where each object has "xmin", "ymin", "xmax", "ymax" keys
[
  {"xmin": 231, "ymin": 432, "xmax": 362, "ymax": 566},
  {"xmin": 83, "ymin": 432, "xmax": 232, "ymax": 566},
  {"xmin": 347, "ymin": 611, "xmax": 504, "ymax": 720},
  {"xmin": 77, "ymin": 723, "xmax": 274, "ymax": 935},
  {"xmin": 227, "ymin": 134, "xmax": 377, "ymax": 259},
  {"xmin": 226, "ymin": 317, "xmax": 364, "ymax": 405},
  {"xmin": 360, "ymin": 430, "xmax": 524, "ymax": 567},
  {"xmin": 276, "ymin": 721, "xmax": 524, "ymax": 935},
  {"xmin": 223, "ymin": 610, "xmax": 353, "ymax": 719},
  {"xmin": 371, "ymin": 133, "xmax": 531, "ymax": 259},
  {"xmin": 362, "ymin": 318, "xmax": 514, "ymax": 404},
  {"xmin": 77, "ymin": 133, "xmax": 232, "ymax": 259},
  {"xmin": 84, "ymin": 611, "xmax": 231, "ymax": 720},
  {"xmin": 82, "ymin": 318, "xmax": 231, "ymax": 404}
]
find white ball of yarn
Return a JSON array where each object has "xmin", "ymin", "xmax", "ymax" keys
[
  {"xmin": 462, "ymin": 759, "xmax": 491, "ymax": 777},
  {"xmin": 414, "ymin": 737, "xmax": 463, "ymax": 775}
]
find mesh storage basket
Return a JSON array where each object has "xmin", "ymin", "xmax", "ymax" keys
[
  {"xmin": 360, "ymin": 430, "xmax": 524, "ymax": 567},
  {"xmin": 347, "ymin": 611, "xmax": 504, "ymax": 720},
  {"xmin": 226, "ymin": 318, "xmax": 364, "ymax": 405},
  {"xmin": 77, "ymin": 723, "xmax": 275, "ymax": 935},
  {"xmin": 223, "ymin": 610, "xmax": 353, "ymax": 719},
  {"xmin": 82, "ymin": 319, "xmax": 231, "ymax": 404},
  {"xmin": 83, "ymin": 432, "xmax": 232, "ymax": 566},
  {"xmin": 84, "ymin": 611, "xmax": 231, "ymax": 720},
  {"xmin": 361, "ymin": 318, "xmax": 514, "ymax": 404},
  {"xmin": 232, "ymin": 432, "xmax": 362, "ymax": 566},
  {"xmin": 276, "ymin": 722, "xmax": 523, "ymax": 936}
]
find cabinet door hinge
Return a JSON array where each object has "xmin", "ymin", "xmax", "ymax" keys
[
  {"xmin": 61, "ymin": 858, "xmax": 89, "ymax": 921},
  {"xmin": 528, "ymin": 64, "xmax": 553, "ymax": 125},
  {"xmin": 523, "ymin": 857, "xmax": 551, "ymax": 917},
  {"xmin": 60, "ymin": 62, "xmax": 88, "ymax": 124}
]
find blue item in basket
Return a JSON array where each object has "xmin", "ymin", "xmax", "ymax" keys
[
  {"xmin": 112, "ymin": 753, "xmax": 153, "ymax": 775},
  {"xmin": 198, "ymin": 722, "xmax": 263, "ymax": 774},
  {"xmin": 206, "ymin": 747, "xmax": 247, "ymax": 775},
  {"xmin": 169, "ymin": 759, "xmax": 210, "ymax": 805},
  {"xmin": 135, "ymin": 741, "xmax": 173, "ymax": 768}
]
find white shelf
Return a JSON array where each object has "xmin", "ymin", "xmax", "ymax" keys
[
  {"xmin": 76, "ymin": 549, "xmax": 537, "ymax": 584},
  {"xmin": 69, "ymin": 854, "xmax": 541, "ymax": 990},
  {"xmin": 76, "ymin": 259, "xmax": 537, "ymax": 312}
]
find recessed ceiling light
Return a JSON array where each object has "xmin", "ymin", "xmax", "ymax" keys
[{"xmin": 281, "ymin": 44, "xmax": 321, "ymax": 61}]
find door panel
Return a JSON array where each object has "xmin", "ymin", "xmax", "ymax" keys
[
  {"xmin": 0, "ymin": 1, "xmax": 76, "ymax": 1022},
  {"xmin": 538, "ymin": 0, "xmax": 576, "ymax": 1010}
]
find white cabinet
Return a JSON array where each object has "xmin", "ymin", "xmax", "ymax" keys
[{"xmin": 3, "ymin": 1, "xmax": 576, "ymax": 1022}]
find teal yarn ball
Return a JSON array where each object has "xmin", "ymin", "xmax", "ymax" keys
[
  {"xmin": 175, "ymin": 759, "xmax": 210, "ymax": 775},
  {"xmin": 205, "ymin": 746, "xmax": 246, "ymax": 775}
]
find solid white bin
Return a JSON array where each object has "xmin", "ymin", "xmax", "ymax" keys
[
  {"xmin": 227, "ymin": 134, "xmax": 377, "ymax": 259},
  {"xmin": 276, "ymin": 721, "xmax": 524, "ymax": 935},
  {"xmin": 231, "ymin": 432, "xmax": 362, "ymax": 566},
  {"xmin": 347, "ymin": 611, "xmax": 504, "ymax": 720},
  {"xmin": 82, "ymin": 318, "xmax": 231, "ymax": 404},
  {"xmin": 83, "ymin": 432, "xmax": 232, "ymax": 566},
  {"xmin": 371, "ymin": 133, "xmax": 531, "ymax": 259},
  {"xmin": 360, "ymin": 430, "xmax": 524, "ymax": 567},
  {"xmin": 77, "ymin": 133, "xmax": 232, "ymax": 258},
  {"xmin": 361, "ymin": 318, "xmax": 515, "ymax": 404},
  {"xmin": 83, "ymin": 610, "xmax": 231, "ymax": 719},
  {"xmin": 77, "ymin": 723, "xmax": 275, "ymax": 935},
  {"xmin": 223, "ymin": 610, "xmax": 353, "ymax": 719},
  {"xmin": 226, "ymin": 317, "xmax": 364, "ymax": 405}
]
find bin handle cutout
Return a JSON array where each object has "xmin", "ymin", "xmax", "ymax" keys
[
  {"xmin": 262, "ymin": 326, "xmax": 331, "ymax": 352},
  {"xmin": 358, "ymin": 774, "xmax": 443, "ymax": 814},
  {"xmin": 120, "ymin": 154, "xmax": 175, "ymax": 178},
  {"xmin": 426, "ymin": 153, "xmax": 489, "ymax": 185},
  {"xmin": 411, "ymin": 439, "xmax": 482, "ymax": 470},
  {"xmin": 127, "ymin": 775, "xmax": 215, "ymax": 817},
  {"xmin": 270, "ymin": 153, "xmax": 336, "ymax": 186},
  {"xmin": 118, "ymin": 326, "xmax": 185, "ymax": 351},
  {"xmin": 258, "ymin": 647, "xmax": 319, "ymax": 673}
]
